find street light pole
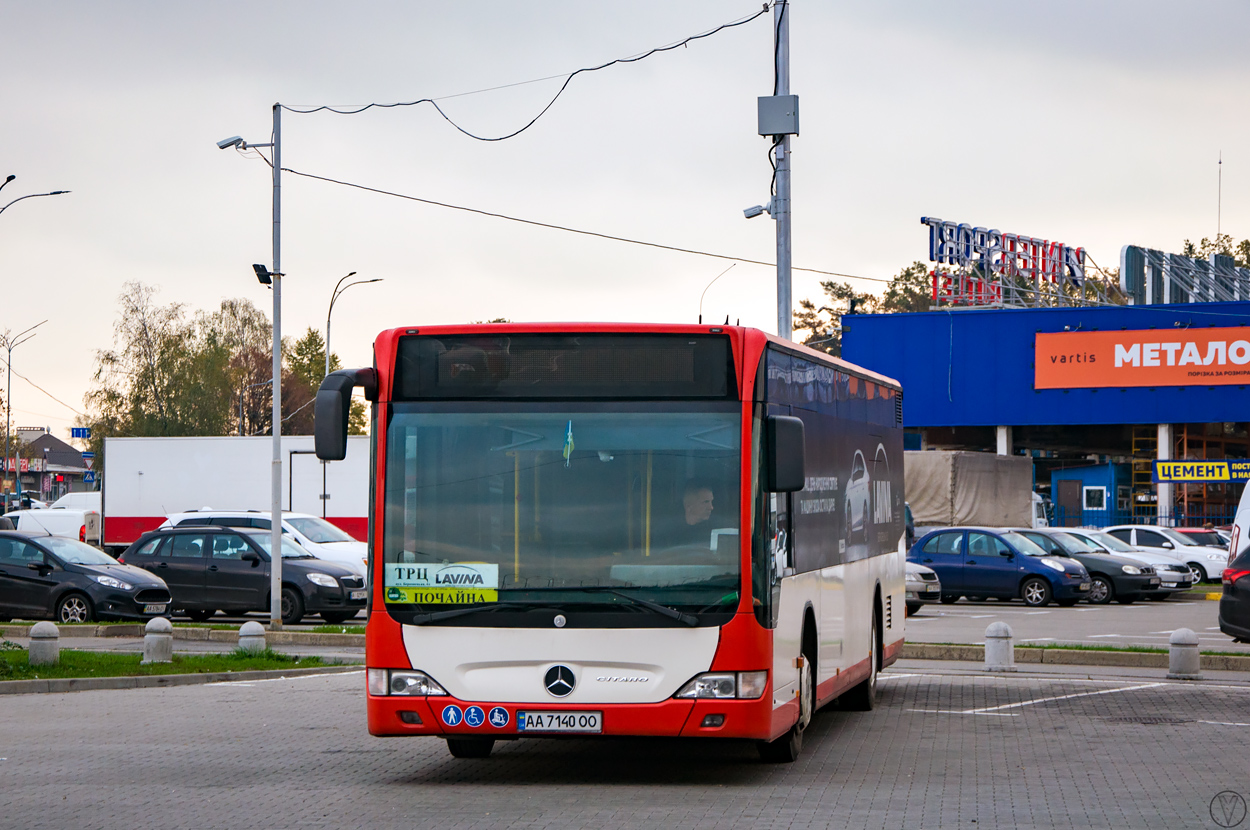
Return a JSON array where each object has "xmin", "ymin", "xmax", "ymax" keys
[
  {"xmin": 773, "ymin": 0, "xmax": 792, "ymax": 340},
  {"xmin": 325, "ymin": 273, "xmax": 382, "ymax": 379},
  {"xmin": 2, "ymin": 321, "xmax": 46, "ymax": 502},
  {"xmin": 270, "ymin": 102, "xmax": 283, "ymax": 631}
]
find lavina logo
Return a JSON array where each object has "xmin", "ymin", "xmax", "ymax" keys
[
  {"xmin": 385, "ymin": 562, "xmax": 499, "ymax": 590},
  {"xmin": 435, "ymin": 565, "xmax": 487, "ymax": 586},
  {"xmin": 873, "ymin": 480, "xmax": 892, "ymax": 524}
]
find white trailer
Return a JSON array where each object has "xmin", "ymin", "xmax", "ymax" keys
[{"xmin": 102, "ymin": 436, "xmax": 369, "ymax": 550}]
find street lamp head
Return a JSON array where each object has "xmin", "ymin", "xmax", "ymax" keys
[
  {"xmin": 49, "ymin": 191, "xmax": 69, "ymax": 196},
  {"xmin": 217, "ymin": 136, "xmax": 245, "ymax": 150},
  {"xmin": 3, "ymin": 175, "xmax": 13, "ymax": 184},
  {"xmin": 252, "ymin": 263, "xmax": 273, "ymax": 285}
]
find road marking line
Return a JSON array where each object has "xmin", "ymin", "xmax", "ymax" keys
[
  {"xmin": 905, "ymin": 709, "xmax": 1018, "ymax": 717},
  {"xmin": 965, "ymin": 683, "xmax": 1166, "ymax": 714},
  {"xmin": 1198, "ymin": 720, "xmax": 1250, "ymax": 727},
  {"xmin": 1088, "ymin": 634, "xmax": 1122, "ymax": 638}
]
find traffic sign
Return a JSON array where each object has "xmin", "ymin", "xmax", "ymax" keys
[
  {"xmin": 83, "ymin": 471, "xmax": 96, "ymax": 484},
  {"xmin": 71, "ymin": 427, "xmax": 91, "ymax": 439},
  {"xmin": 82, "ymin": 451, "xmax": 95, "ymax": 460}
]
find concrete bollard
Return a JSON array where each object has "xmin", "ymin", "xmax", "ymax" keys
[
  {"xmin": 1167, "ymin": 628, "xmax": 1202, "ymax": 680},
  {"xmin": 984, "ymin": 621, "xmax": 1016, "ymax": 672},
  {"xmin": 28, "ymin": 621, "xmax": 60, "ymax": 666},
  {"xmin": 238, "ymin": 621, "xmax": 266, "ymax": 653},
  {"xmin": 141, "ymin": 617, "xmax": 173, "ymax": 664}
]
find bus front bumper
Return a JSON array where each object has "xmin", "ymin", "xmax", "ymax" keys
[{"xmin": 367, "ymin": 692, "xmax": 780, "ymax": 740}]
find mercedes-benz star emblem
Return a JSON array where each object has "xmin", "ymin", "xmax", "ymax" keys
[{"xmin": 544, "ymin": 665, "xmax": 576, "ymax": 697}]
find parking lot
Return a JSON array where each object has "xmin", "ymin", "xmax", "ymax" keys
[
  {"xmin": 907, "ymin": 593, "xmax": 1245, "ymax": 652},
  {"xmin": 2, "ymin": 666, "xmax": 1248, "ymax": 829}
]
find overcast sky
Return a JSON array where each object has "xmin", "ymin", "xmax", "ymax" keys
[{"xmin": 3, "ymin": 0, "xmax": 1248, "ymax": 441}]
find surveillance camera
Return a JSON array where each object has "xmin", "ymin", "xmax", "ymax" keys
[
  {"xmin": 743, "ymin": 205, "xmax": 766, "ymax": 219},
  {"xmin": 217, "ymin": 136, "xmax": 244, "ymax": 150}
]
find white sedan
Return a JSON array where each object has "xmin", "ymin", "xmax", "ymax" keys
[
  {"xmin": 905, "ymin": 561, "xmax": 941, "ymax": 615},
  {"xmin": 1103, "ymin": 524, "xmax": 1229, "ymax": 584}
]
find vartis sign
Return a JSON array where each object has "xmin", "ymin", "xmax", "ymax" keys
[
  {"xmin": 1034, "ymin": 326, "xmax": 1250, "ymax": 388},
  {"xmin": 922, "ymin": 217, "xmax": 1086, "ymax": 307}
]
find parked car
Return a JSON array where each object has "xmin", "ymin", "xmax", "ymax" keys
[
  {"xmin": 1062, "ymin": 529, "xmax": 1194, "ymax": 598},
  {"xmin": 1218, "ymin": 484, "xmax": 1250, "ymax": 641},
  {"xmin": 904, "ymin": 560, "xmax": 940, "ymax": 615},
  {"xmin": 1174, "ymin": 527, "xmax": 1229, "ymax": 550},
  {"xmin": 0, "ymin": 531, "xmax": 171, "ymax": 623},
  {"xmin": 4, "ymin": 507, "xmax": 101, "ymax": 544},
  {"xmin": 1015, "ymin": 529, "xmax": 1161, "ymax": 605},
  {"xmin": 908, "ymin": 527, "xmax": 1091, "ymax": 607},
  {"xmin": 159, "ymin": 510, "xmax": 367, "ymax": 576},
  {"xmin": 1103, "ymin": 524, "xmax": 1229, "ymax": 584},
  {"xmin": 119, "ymin": 526, "xmax": 366, "ymax": 625}
]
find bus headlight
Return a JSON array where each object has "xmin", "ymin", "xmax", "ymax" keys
[
  {"xmin": 675, "ymin": 671, "xmax": 768, "ymax": 700},
  {"xmin": 368, "ymin": 669, "xmax": 448, "ymax": 696}
]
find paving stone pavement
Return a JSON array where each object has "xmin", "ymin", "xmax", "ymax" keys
[{"xmin": 1, "ymin": 668, "xmax": 1247, "ymax": 829}]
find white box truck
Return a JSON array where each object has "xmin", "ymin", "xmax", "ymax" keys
[{"xmin": 102, "ymin": 435, "xmax": 369, "ymax": 552}]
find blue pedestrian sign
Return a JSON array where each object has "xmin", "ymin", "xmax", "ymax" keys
[
  {"xmin": 440, "ymin": 705, "xmax": 463, "ymax": 727},
  {"xmin": 83, "ymin": 471, "xmax": 96, "ymax": 484}
]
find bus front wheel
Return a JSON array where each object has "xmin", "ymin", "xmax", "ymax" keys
[
  {"xmin": 446, "ymin": 738, "xmax": 494, "ymax": 759},
  {"xmin": 758, "ymin": 644, "xmax": 813, "ymax": 763}
]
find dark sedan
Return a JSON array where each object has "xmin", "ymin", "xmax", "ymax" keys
[
  {"xmin": 119, "ymin": 526, "xmax": 366, "ymax": 625},
  {"xmin": 0, "ymin": 531, "xmax": 172, "ymax": 623},
  {"xmin": 909, "ymin": 527, "xmax": 1091, "ymax": 607},
  {"xmin": 1016, "ymin": 529, "xmax": 1161, "ymax": 605}
]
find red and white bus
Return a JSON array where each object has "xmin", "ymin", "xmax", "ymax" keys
[{"xmin": 315, "ymin": 324, "xmax": 905, "ymax": 762}]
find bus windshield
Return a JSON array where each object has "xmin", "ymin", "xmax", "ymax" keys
[{"xmin": 382, "ymin": 403, "xmax": 741, "ymax": 617}]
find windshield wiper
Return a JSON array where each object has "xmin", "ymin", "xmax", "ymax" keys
[
  {"xmin": 559, "ymin": 587, "xmax": 699, "ymax": 626},
  {"xmin": 411, "ymin": 602, "xmax": 529, "ymax": 625}
]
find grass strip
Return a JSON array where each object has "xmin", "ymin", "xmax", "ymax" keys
[
  {"xmin": 307, "ymin": 625, "xmax": 366, "ymax": 635},
  {"xmin": 0, "ymin": 644, "xmax": 324, "ymax": 682}
]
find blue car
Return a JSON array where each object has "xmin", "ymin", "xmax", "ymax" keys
[{"xmin": 908, "ymin": 527, "xmax": 1092, "ymax": 607}]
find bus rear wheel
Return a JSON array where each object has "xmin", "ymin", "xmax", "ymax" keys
[{"xmin": 841, "ymin": 607, "xmax": 880, "ymax": 711}]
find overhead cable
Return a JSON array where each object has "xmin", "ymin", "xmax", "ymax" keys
[
  {"xmin": 280, "ymin": 6, "xmax": 771, "ymax": 141},
  {"xmin": 281, "ymin": 166, "xmax": 890, "ymax": 284}
]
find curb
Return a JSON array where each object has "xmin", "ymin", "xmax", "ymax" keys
[
  {"xmin": 900, "ymin": 642, "xmax": 1250, "ymax": 671},
  {"xmin": 2, "ymin": 625, "xmax": 365, "ymax": 647},
  {"xmin": 0, "ymin": 664, "xmax": 362, "ymax": 696}
]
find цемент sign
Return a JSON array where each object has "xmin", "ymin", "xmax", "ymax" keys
[
  {"xmin": 1035, "ymin": 326, "xmax": 1250, "ymax": 389},
  {"xmin": 1153, "ymin": 460, "xmax": 1250, "ymax": 483}
]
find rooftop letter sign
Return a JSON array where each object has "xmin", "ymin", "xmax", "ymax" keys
[
  {"xmin": 1035, "ymin": 326, "xmax": 1250, "ymax": 388},
  {"xmin": 921, "ymin": 217, "xmax": 1086, "ymax": 308}
]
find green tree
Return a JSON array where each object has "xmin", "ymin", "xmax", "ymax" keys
[
  {"xmin": 1182, "ymin": 233, "xmax": 1250, "ymax": 268},
  {"xmin": 287, "ymin": 327, "xmax": 367, "ymax": 435},
  {"xmin": 879, "ymin": 261, "xmax": 932, "ymax": 314}
]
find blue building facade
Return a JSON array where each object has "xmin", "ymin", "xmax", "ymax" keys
[
  {"xmin": 841, "ymin": 301, "xmax": 1250, "ymax": 525},
  {"xmin": 841, "ymin": 301, "xmax": 1250, "ymax": 428}
]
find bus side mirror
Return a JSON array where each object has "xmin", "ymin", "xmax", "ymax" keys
[
  {"xmin": 766, "ymin": 415, "xmax": 805, "ymax": 492},
  {"xmin": 315, "ymin": 368, "xmax": 377, "ymax": 461}
]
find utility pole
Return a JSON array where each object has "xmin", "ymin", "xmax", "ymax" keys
[
  {"xmin": 270, "ymin": 102, "xmax": 283, "ymax": 631},
  {"xmin": 773, "ymin": 0, "xmax": 792, "ymax": 340}
]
